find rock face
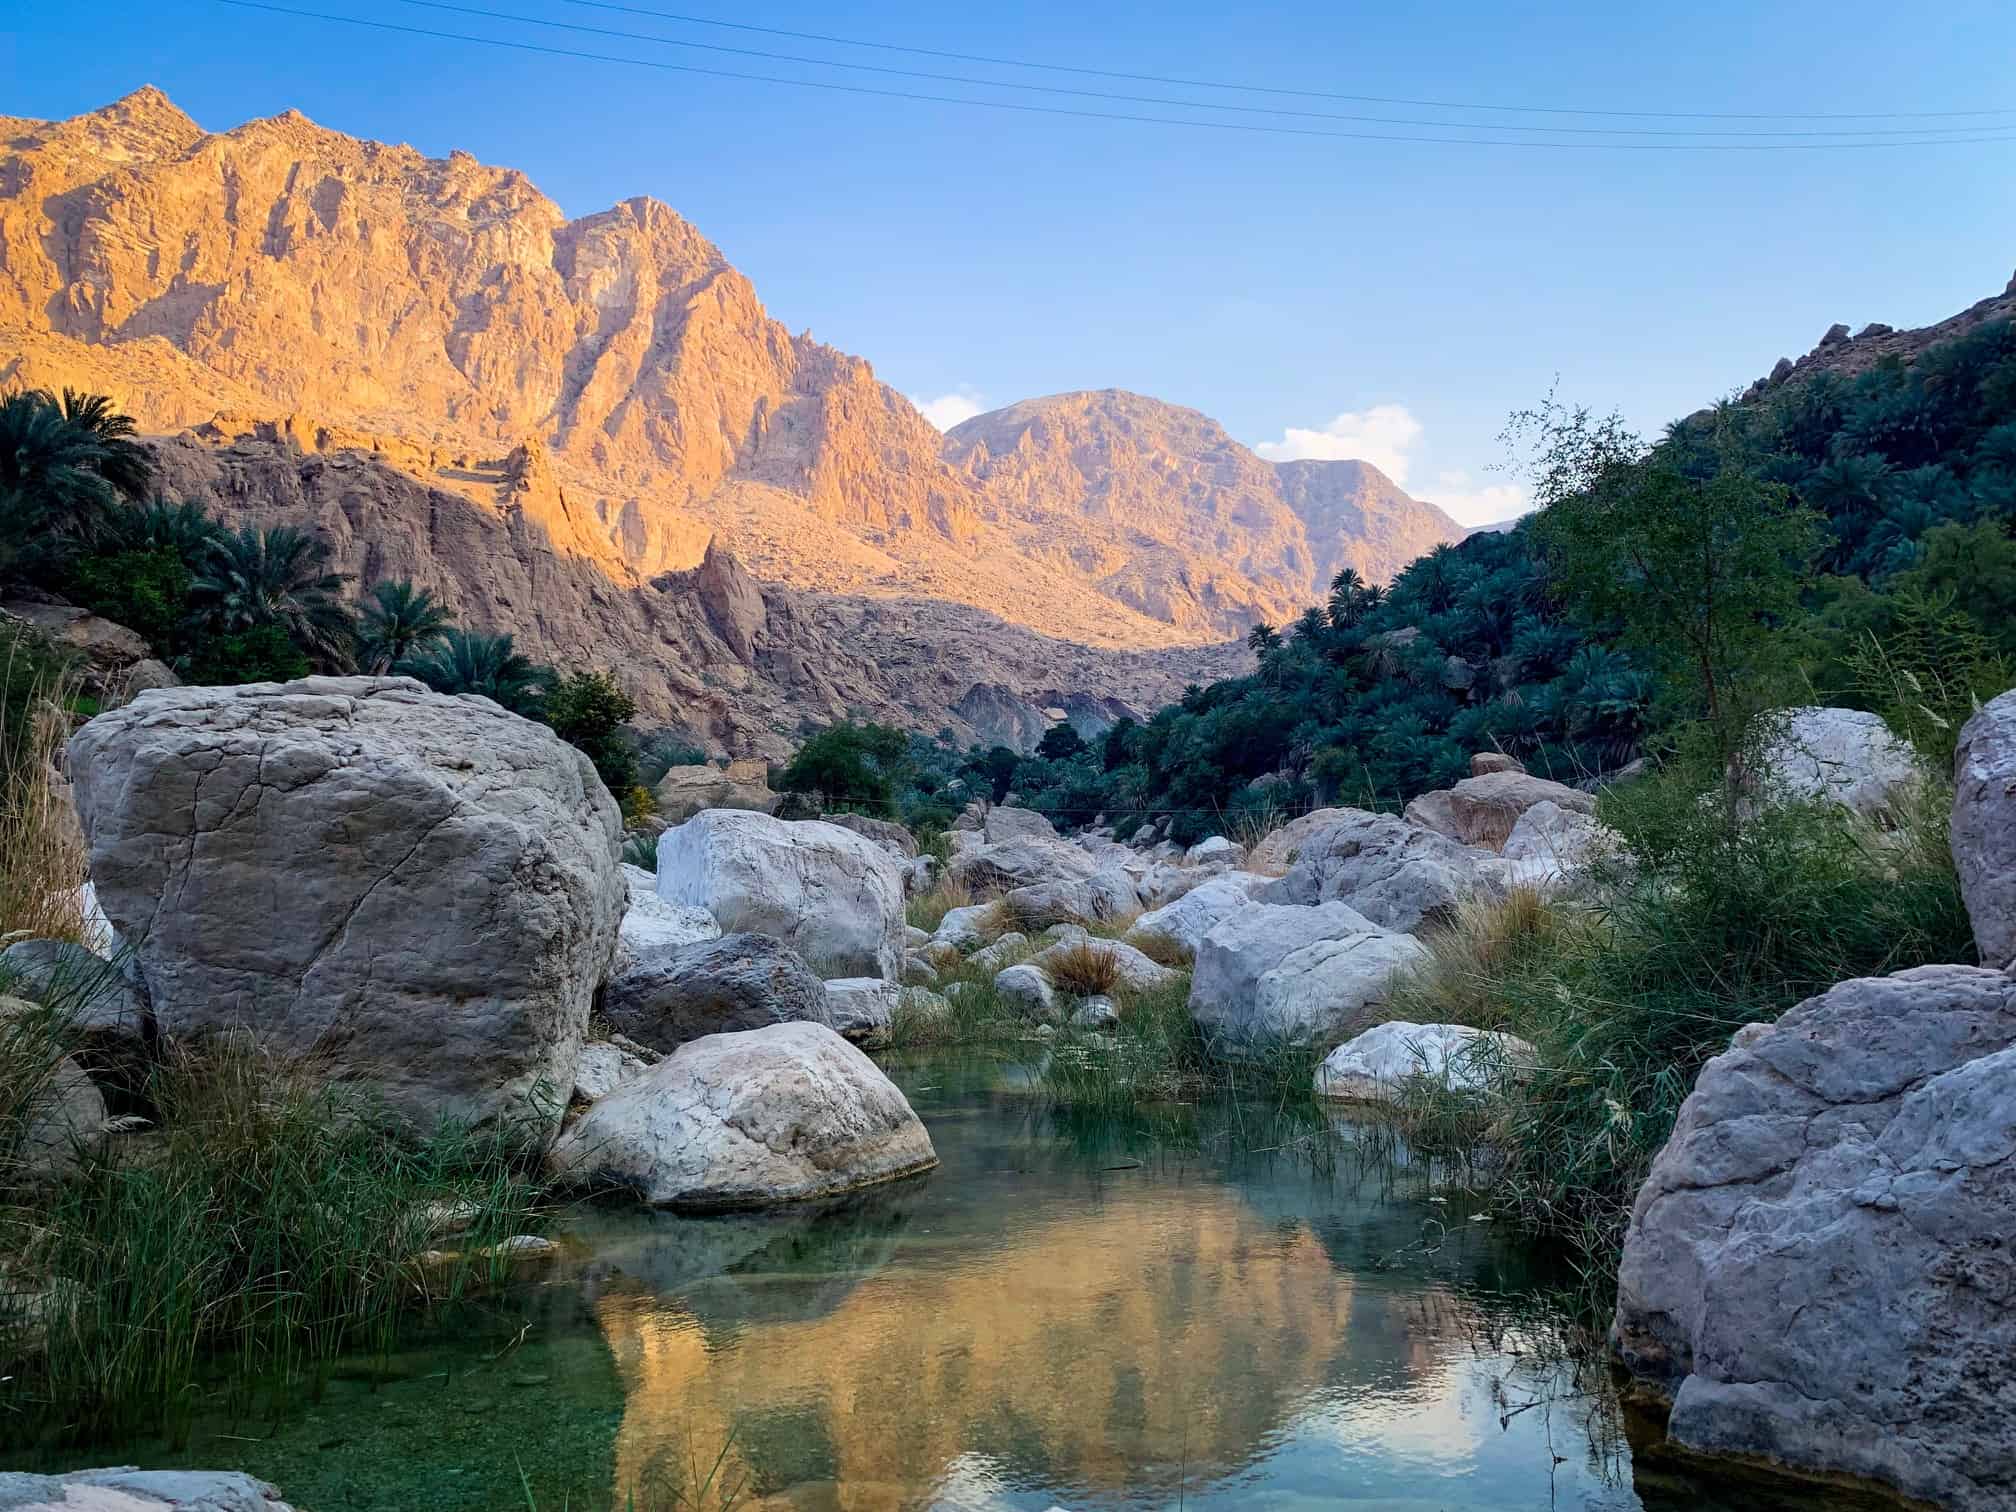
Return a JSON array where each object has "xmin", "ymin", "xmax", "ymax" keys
[
  {"xmin": 1612, "ymin": 964, "xmax": 2016, "ymax": 1511},
  {"xmin": 613, "ymin": 864, "xmax": 721, "ymax": 973},
  {"xmin": 1952, "ymin": 690, "xmax": 2016, "ymax": 968},
  {"xmin": 546, "ymin": 1022, "xmax": 938, "ymax": 1209},
  {"xmin": 67, "ymin": 678, "xmax": 623, "ymax": 1130},
  {"xmin": 1314, "ymin": 1021, "xmax": 1534, "ymax": 1102},
  {"xmin": 654, "ymin": 759, "xmax": 777, "ymax": 822},
  {"xmin": 600, "ymin": 932, "xmax": 831, "ymax": 1053},
  {"xmin": 1258, "ymin": 810, "xmax": 1504, "ymax": 932},
  {"xmin": 657, "ymin": 810, "xmax": 904, "ymax": 981},
  {"xmin": 0, "ymin": 1468, "xmax": 296, "ymax": 1511},
  {"xmin": 1745, "ymin": 706, "xmax": 1921, "ymax": 823},
  {"xmin": 1190, "ymin": 902, "xmax": 1427, "ymax": 1047}
]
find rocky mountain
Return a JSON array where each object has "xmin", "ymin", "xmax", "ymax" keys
[
  {"xmin": 0, "ymin": 87, "xmax": 1463, "ymax": 746},
  {"xmin": 945, "ymin": 392, "xmax": 1465, "ymax": 635}
]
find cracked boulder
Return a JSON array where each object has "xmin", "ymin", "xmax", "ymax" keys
[
  {"xmin": 601, "ymin": 932, "xmax": 831, "ymax": 1053},
  {"xmin": 546, "ymin": 1021, "xmax": 938, "ymax": 1208},
  {"xmin": 658, "ymin": 810, "xmax": 905, "ymax": 981},
  {"xmin": 66, "ymin": 677, "xmax": 624, "ymax": 1132},
  {"xmin": 1612, "ymin": 964, "xmax": 2016, "ymax": 1511}
]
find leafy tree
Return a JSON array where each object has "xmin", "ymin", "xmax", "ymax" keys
[
  {"xmin": 777, "ymin": 721, "xmax": 910, "ymax": 816},
  {"xmin": 1035, "ymin": 723, "xmax": 1086, "ymax": 761},
  {"xmin": 358, "ymin": 580, "xmax": 453, "ymax": 673},
  {"xmin": 193, "ymin": 524, "xmax": 357, "ymax": 671},
  {"xmin": 67, "ymin": 548, "xmax": 192, "ymax": 653},
  {"xmin": 542, "ymin": 669, "xmax": 639, "ymax": 796},
  {"xmin": 184, "ymin": 624, "xmax": 311, "ymax": 685},
  {"xmin": 399, "ymin": 628, "xmax": 548, "ymax": 713}
]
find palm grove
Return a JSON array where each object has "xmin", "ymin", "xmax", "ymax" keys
[{"xmin": 0, "ymin": 388, "xmax": 646, "ymax": 806}]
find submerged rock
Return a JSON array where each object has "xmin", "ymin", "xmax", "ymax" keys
[
  {"xmin": 658, "ymin": 809, "xmax": 905, "ymax": 981},
  {"xmin": 1612, "ymin": 964, "xmax": 2016, "ymax": 1510},
  {"xmin": 546, "ymin": 1022, "xmax": 938, "ymax": 1209},
  {"xmin": 66, "ymin": 677, "xmax": 624, "ymax": 1132},
  {"xmin": 0, "ymin": 1468, "xmax": 296, "ymax": 1510}
]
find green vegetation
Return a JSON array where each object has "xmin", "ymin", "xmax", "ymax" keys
[{"xmin": 776, "ymin": 721, "xmax": 911, "ymax": 817}]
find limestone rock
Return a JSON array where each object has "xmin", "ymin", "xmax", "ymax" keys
[
  {"xmin": 1257, "ymin": 809, "xmax": 1505, "ymax": 932},
  {"xmin": 1191, "ymin": 901, "xmax": 1424, "ymax": 1046},
  {"xmin": 572, "ymin": 1040, "xmax": 646, "ymax": 1102},
  {"xmin": 546, "ymin": 1022, "xmax": 937, "ymax": 1209},
  {"xmin": 1124, "ymin": 872, "xmax": 1268, "ymax": 961},
  {"xmin": 1443, "ymin": 771, "xmax": 1596, "ymax": 851},
  {"xmin": 821, "ymin": 977, "xmax": 898, "ymax": 1041},
  {"xmin": 967, "ymin": 933, "xmax": 1030, "ymax": 972},
  {"xmin": 1469, "ymin": 752, "xmax": 1525, "ymax": 777},
  {"xmin": 657, "ymin": 810, "xmax": 904, "ymax": 981},
  {"xmin": 1612, "ymin": 964, "xmax": 2016, "ymax": 1511},
  {"xmin": 1400, "ymin": 788, "xmax": 1461, "ymax": 841},
  {"xmin": 614, "ymin": 863, "xmax": 721, "ymax": 974},
  {"xmin": 931, "ymin": 904, "xmax": 999, "ymax": 954},
  {"xmin": 1182, "ymin": 835, "xmax": 1244, "ymax": 867},
  {"xmin": 1000, "ymin": 866, "xmax": 1141, "ymax": 931},
  {"xmin": 949, "ymin": 836, "xmax": 1099, "ymax": 895},
  {"xmin": 904, "ymin": 854, "xmax": 940, "ymax": 897},
  {"xmin": 1951, "ymin": 690, "xmax": 2016, "ymax": 968},
  {"xmin": 67, "ymin": 677, "xmax": 624, "ymax": 1131},
  {"xmin": 601, "ymin": 932, "xmax": 830, "ymax": 1053},
  {"xmin": 1314, "ymin": 1021, "xmax": 1534, "ymax": 1102},
  {"xmin": 1744, "ymin": 706, "xmax": 1921, "ymax": 824},
  {"xmin": 0, "ymin": 1468, "xmax": 297, "ymax": 1511},
  {"xmin": 1500, "ymin": 800, "xmax": 1624, "ymax": 887},
  {"xmin": 982, "ymin": 806, "xmax": 1057, "ymax": 843},
  {"xmin": 1, "ymin": 994, "xmax": 109, "ymax": 1180},
  {"xmin": 653, "ymin": 762, "xmax": 778, "ymax": 824},
  {"xmin": 1027, "ymin": 936, "xmax": 1180, "ymax": 996},
  {"xmin": 0, "ymin": 939, "xmax": 147, "ymax": 1040},
  {"xmin": 0, "ymin": 601, "xmax": 150, "ymax": 685},
  {"xmin": 993, "ymin": 962, "xmax": 1060, "ymax": 1019}
]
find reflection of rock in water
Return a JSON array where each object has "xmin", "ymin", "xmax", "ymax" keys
[{"xmin": 589, "ymin": 1177, "xmax": 1497, "ymax": 1510}]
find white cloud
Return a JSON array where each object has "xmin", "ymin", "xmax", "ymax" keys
[
  {"xmin": 1430, "ymin": 469, "xmax": 1531, "ymax": 529},
  {"xmin": 910, "ymin": 389, "xmax": 986, "ymax": 431},
  {"xmin": 1252, "ymin": 402, "xmax": 1424, "ymax": 478}
]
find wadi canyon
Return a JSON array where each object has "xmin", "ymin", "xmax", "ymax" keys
[{"xmin": 0, "ymin": 86, "xmax": 1464, "ymax": 752}]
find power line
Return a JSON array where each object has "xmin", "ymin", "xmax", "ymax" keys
[
  {"xmin": 382, "ymin": 0, "xmax": 2015, "ymax": 140},
  {"xmin": 556, "ymin": 0, "xmax": 2016, "ymax": 124},
  {"xmin": 212, "ymin": 2, "xmax": 2016, "ymax": 151}
]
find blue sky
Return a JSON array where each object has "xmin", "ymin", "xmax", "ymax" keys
[{"xmin": 5, "ymin": 0, "xmax": 2013, "ymax": 522}]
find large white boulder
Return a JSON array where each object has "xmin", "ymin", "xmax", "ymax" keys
[
  {"xmin": 1257, "ymin": 810, "xmax": 1505, "ymax": 933},
  {"xmin": 1744, "ymin": 706, "xmax": 1921, "ymax": 823},
  {"xmin": 546, "ymin": 1022, "xmax": 938, "ymax": 1209},
  {"xmin": 1499, "ymin": 800, "xmax": 1624, "ymax": 889},
  {"xmin": 0, "ymin": 1469, "xmax": 297, "ymax": 1511},
  {"xmin": 657, "ymin": 809, "xmax": 905, "ymax": 981},
  {"xmin": 1314, "ymin": 1020, "xmax": 1534, "ymax": 1102},
  {"xmin": 1123, "ymin": 872, "xmax": 1269, "ymax": 961},
  {"xmin": 1443, "ymin": 771, "xmax": 1596, "ymax": 851},
  {"xmin": 614, "ymin": 863, "xmax": 721, "ymax": 973},
  {"xmin": 601, "ymin": 932, "xmax": 831, "ymax": 1053},
  {"xmin": 66, "ymin": 677, "xmax": 624, "ymax": 1132},
  {"xmin": 1953, "ymin": 690, "xmax": 2016, "ymax": 969},
  {"xmin": 949, "ymin": 835, "xmax": 1100, "ymax": 894},
  {"xmin": 983, "ymin": 805, "xmax": 1057, "ymax": 843},
  {"xmin": 1612, "ymin": 964, "xmax": 2016, "ymax": 1510},
  {"xmin": 1191, "ymin": 901, "xmax": 1426, "ymax": 1047},
  {"xmin": 1000, "ymin": 866, "xmax": 1141, "ymax": 930}
]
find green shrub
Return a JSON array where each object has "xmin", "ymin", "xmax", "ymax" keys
[
  {"xmin": 183, "ymin": 623, "xmax": 311, "ymax": 685},
  {"xmin": 65, "ymin": 547, "xmax": 191, "ymax": 653}
]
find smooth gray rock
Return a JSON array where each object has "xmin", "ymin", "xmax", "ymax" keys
[
  {"xmin": 1257, "ymin": 809, "xmax": 1504, "ymax": 932},
  {"xmin": 601, "ymin": 932, "xmax": 830, "ymax": 1053},
  {"xmin": 0, "ymin": 993, "xmax": 108, "ymax": 1181},
  {"xmin": 967, "ymin": 932, "xmax": 1030, "ymax": 972},
  {"xmin": 1499, "ymin": 800, "xmax": 1624, "ymax": 889},
  {"xmin": 572, "ymin": 1040, "xmax": 646, "ymax": 1102},
  {"xmin": 1315, "ymin": 1021, "xmax": 1534, "ymax": 1102},
  {"xmin": 982, "ymin": 806, "xmax": 1057, "ymax": 843},
  {"xmin": 931, "ymin": 903, "xmax": 999, "ymax": 953},
  {"xmin": 0, "ymin": 1468, "xmax": 294, "ymax": 1511},
  {"xmin": 1953, "ymin": 690, "xmax": 2016, "ymax": 968},
  {"xmin": 1124, "ymin": 872, "xmax": 1268, "ymax": 961},
  {"xmin": 903, "ymin": 853, "xmax": 940, "ymax": 898},
  {"xmin": 546, "ymin": 1022, "xmax": 938, "ymax": 1209},
  {"xmin": 949, "ymin": 835, "xmax": 1099, "ymax": 894},
  {"xmin": 821, "ymin": 977, "xmax": 898, "ymax": 1041},
  {"xmin": 1183, "ymin": 835, "xmax": 1245, "ymax": 867},
  {"xmin": 657, "ymin": 809, "xmax": 905, "ymax": 981},
  {"xmin": 614, "ymin": 864, "xmax": 720, "ymax": 975},
  {"xmin": 993, "ymin": 962, "xmax": 1059, "ymax": 1019},
  {"xmin": 1612, "ymin": 964, "xmax": 2016, "ymax": 1511},
  {"xmin": 66, "ymin": 677, "xmax": 624, "ymax": 1132},
  {"xmin": 0, "ymin": 939, "xmax": 146, "ymax": 1041},
  {"xmin": 1443, "ymin": 771, "xmax": 1596, "ymax": 851},
  {"xmin": 1191, "ymin": 901, "xmax": 1424, "ymax": 1047},
  {"xmin": 826, "ymin": 812, "xmax": 919, "ymax": 859},
  {"xmin": 1744, "ymin": 705, "xmax": 1922, "ymax": 824},
  {"xmin": 1000, "ymin": 866, "xmax": 1140, "ymax": 930}
]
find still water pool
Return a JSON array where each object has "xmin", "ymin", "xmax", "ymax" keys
[{"xmin": 30, "ymin": 1050, "xmax": 1873, "ymax": 1510}]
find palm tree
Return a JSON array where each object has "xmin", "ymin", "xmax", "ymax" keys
[
  {"xmin": 1326, "ymin": 568, "xmax": 1365, "ymax": 628},
  {"xmin": 398, "ymin": 628, "xmax": 547, "ymax": 712},
  {"xmin": 58, "ymin": 389, "xmax": 151, "ymax": 500},
  {"xmin": 194, "ymin": 524, "xmax": 356, "ymax": 669},
  {"xmin": 358, "ymin": 580, "xmax": 453, "ymax": 674},
  {"xmin": 111, "ymin": 496, "xmax": 225, "ymax": 566},
  {"xmin": 0, "ymin": 389, "xmax": 126, "ymax": 569}
]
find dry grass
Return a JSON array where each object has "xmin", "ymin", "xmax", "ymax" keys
[
  {"xmin": 1042, "ymin": 941, "xmax": 1122, "ymax": 997},
  {"xmin": 1125, "ymin": 930, "xmax": 1189, "ymax": 968},
  {"xmin": 1382, "ymin": 886, "xmax": 1601, "ymax": 1032},
  {"xmin": 903, "ymin": 874, "xmax": 974, "ymax": 934},
  {"xmin": 0, "ymin": 643, "xmax": 88, "ymax": 944}
]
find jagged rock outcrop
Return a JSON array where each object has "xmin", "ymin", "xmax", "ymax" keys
[
  {"xmin": 1273, "ymin": 458, "xmax": 1467, "ymax": 591},
  {"xmin": 66, "ymin": 677, "xmax": 625, "ymax": 1131}
]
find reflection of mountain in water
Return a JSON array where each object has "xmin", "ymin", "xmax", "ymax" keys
[{"xmin": 581, "ymin": 1061, "xmax": 1562, "ymax": 1509}]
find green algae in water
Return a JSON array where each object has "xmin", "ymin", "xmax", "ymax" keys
[{"xmin": 5, "ymin": 1049, "xmax": 1884, "ymax": 1511}]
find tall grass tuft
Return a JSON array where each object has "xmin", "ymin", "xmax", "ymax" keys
[
  {"xmin": 903, "ymin": 874, "xmax": 972, "ymax": 935},
  {"xmin": 1, "ymin": 1034, "xmax": 549, "ymax": 1448},
  {"xmin": 0, "ymin": 626, "xmax": 89, "ymax": 943}
]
